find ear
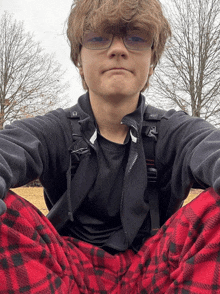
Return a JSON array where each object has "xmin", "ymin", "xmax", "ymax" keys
[
  {"xmin": 78, "ymin": 53, "xmax": 84, "ymax": 76},
  {"xmin": 79, "ymin": 66, "xmax": 84, "ymax": 77},
  {"xmin": 149, "ymin": 65, "xmax": 154, "ymax": 77}
]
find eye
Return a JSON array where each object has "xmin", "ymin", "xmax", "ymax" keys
[
  {"xmin": 88, "ymin": 36, "xmax": 108, "ymax": 42},
  {"xmin": 124, "ymin": 30, "xmax": 153, "ymax": 50},
  {"xmin": 83, "ymin": 32, "xmax": 110, "ymax": 43},
  {"xmin": 128, "ymin": 36, "xmax": 146, "ymax": 43},
  {"xmin": 82, "ymin": 31, "xmax": 112, "ymax": 49}
]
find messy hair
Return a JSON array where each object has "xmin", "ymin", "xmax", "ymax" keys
[{"xmin": 67, "ymin": 0, "xmax": 171, "ymax": 91}]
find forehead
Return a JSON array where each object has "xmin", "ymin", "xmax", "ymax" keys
[
  {"xmin": 85, "ymin": 19, "xmax": 153, "ymax": 37},
  {"xmin": 78, "ymin": 0, "xmax": 158, "ymax": 45}
]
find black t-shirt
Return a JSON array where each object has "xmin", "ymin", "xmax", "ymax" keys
[{"xmin": 68, "ymin": 133, "xmax": 130, "ymax": 249}]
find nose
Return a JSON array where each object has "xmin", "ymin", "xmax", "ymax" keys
[{"xmin": 107, "ymin": 36, "xmax": 128, "ymax": 58}]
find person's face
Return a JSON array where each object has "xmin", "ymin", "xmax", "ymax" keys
[{"xmin": 79, "ymin": 29, "xmax": 154, "ymax": 102}]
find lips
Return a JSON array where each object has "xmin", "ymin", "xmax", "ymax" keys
[
  {"xmin": 103, "ymin": 67, "xmax": 130, "ymax": 73},
  {"xmin": 110, "ymin": 68, "xmax": 126, "ymax": 70}
]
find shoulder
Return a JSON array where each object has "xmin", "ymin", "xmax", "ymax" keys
[
  {"xmin": 156, "ymin": 108, "xmax": 218, "ymax": 163},
  {"xmin": 145, "ymin": 104, "xmax": 167, "ymax": 119},
  {"xmin": 159, "ymin": 109, "xmax": 216, "ymax": 136},
  {"xmin": 145, "ymin": 105, "xmax": 216, "ymax": 133},
  {"xmin": 4, "ymin": 107, "xmax": 75, "ymax": 146}
]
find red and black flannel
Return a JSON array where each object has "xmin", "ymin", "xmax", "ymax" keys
[{"xmin": 0, "ymin": 188, "xmax": 220, "ymax": 293}]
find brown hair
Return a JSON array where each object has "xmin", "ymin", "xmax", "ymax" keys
[{"xmin": 67, "ymin": 0, "xmax": 171, "ymax": 91}]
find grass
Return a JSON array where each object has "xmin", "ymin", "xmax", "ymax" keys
[
  {"xmin": 11, "ymin": 187, "xmax": 48, "ymax": 215},
  {"xmin": 10, "ymin": 187, "xmax": 204, "ymax": 216}
]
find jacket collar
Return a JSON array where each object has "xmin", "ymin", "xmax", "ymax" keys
[
  {"xmin": 121, "ymin": 94, "xmax": 146, "ymax": 133},
  {"xmin": 75, "ymin": 92, "xmax": 146, "ymax": 146}
]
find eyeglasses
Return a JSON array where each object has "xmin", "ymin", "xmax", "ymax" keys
[{"xmin": 82, "ymin": 30, "xmax": 154, "ymax": 51}]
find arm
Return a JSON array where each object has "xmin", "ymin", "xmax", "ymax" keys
[
  {"xmin": 0, "ymin": 108, "xmax": 72, "ymax": 200},
  {"xmin": 156, "ymin": 110, "xmax": 220, "ymax": 218}
]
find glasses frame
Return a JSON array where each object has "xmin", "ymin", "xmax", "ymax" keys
[{"xmin": 82, "ymin": 32, "xmax": 154, "ymax": 51}]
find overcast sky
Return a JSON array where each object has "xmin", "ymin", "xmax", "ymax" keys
[
  {"xmin": 0, "ymin": 0, "xmax": 168, "ymax": 107},
  {"xmin": 0, "ymin": 0, "xmax": 85, "ymax": 106}
]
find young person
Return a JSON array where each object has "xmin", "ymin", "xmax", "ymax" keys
[{"xmin": 0, "ymin": 0, "xmax": 220, "ymax": 293}]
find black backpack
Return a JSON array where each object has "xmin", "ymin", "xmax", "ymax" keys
[{"xmin": 47, "ymin": 104, "xmax": 166, "ymax": 236}]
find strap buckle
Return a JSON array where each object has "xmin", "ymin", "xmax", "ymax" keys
[{"xmin": 147, "ymin": 167, "xmax": 157, "ymax": 183}]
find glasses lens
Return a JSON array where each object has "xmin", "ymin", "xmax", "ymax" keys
[
  {"xmin": 83, "ymin": 32, "xmax": 112, "ymax": 50},
  {"xmin": 124, "ymin": 30, "xmax": 153, "ymax": 50}
]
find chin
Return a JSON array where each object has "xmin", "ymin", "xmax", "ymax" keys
[
  {"xmin": 103, "ymin": 91, "xmax": 136, "ymax": 101},
  {"xmin": 105, "ymin": 84, "xmax": 134, "ymax": 96},
  {"xmin": 92, "ymin": 81, "xmax": 141, "ymax": 100}
]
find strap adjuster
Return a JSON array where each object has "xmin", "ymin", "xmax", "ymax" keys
[{"xmin": 147, "ymin": 167, "xmax": 157, "ymax": 183}]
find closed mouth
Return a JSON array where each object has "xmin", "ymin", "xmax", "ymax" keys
[{"xmin": 109, "ymin": 68, "xmax": 127, "ymax": 71}]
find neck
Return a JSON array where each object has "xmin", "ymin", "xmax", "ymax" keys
[{"xmin": 89, "ymin": 92, "xmax": 139, "ymax": 144}]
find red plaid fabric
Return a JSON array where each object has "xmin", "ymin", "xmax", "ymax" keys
[{"xmin": 0, "ymin": 188, "xmax": 220, "ymax": 293}]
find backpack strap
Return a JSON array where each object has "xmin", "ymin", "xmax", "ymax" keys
[
  {"xmin": 142, "ymin": 105, "xmax": 166, "ymax": 236},
  {"xmin": 47, "ymin": 105, "xmax": 91, "ymax": 231}
]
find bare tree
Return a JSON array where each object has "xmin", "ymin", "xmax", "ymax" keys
[
  {"xmin": 0, "ymin": 12, "xmax": 69, "ymax": 129},
  {"xmin": 148, "ymin": 0, "xmax": 220, "ymax": 126}
]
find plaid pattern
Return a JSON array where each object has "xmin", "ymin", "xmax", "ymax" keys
[{"xmin": 0, "ymin": 188, "xmax": 220, "ymax": 293}]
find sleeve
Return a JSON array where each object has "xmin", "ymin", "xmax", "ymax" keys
[
  {"xmin": 156, "ymin": 110, "xmax": 220, "ymax": 201},
  {"xmin": 0, "ymin": 108, "xmax": 72, "ymax": 199}
]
